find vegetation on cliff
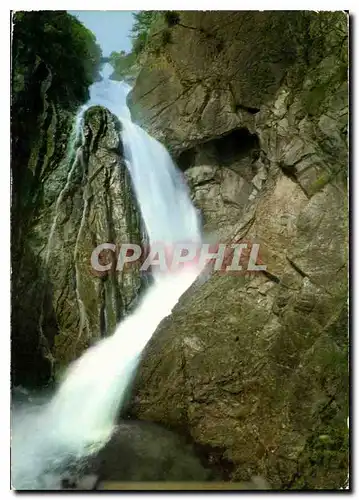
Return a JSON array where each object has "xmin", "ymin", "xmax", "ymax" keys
[
  {"xmin": 12, "ymin": 11, "xmax": 102, "ymax": 106},
  {"xmin": 11, "ymin": 10, "xmax": 103, "ymax": 260},
  {"xmin": 109, "ymin": 11, "xmax": 179, "ymax": 82},
  {"xmin": 11, "ymin": 10, "xmax": 103, "ymax": 214},
  {"xmin": 108, "ymin": 11, "xmax": 158, "ymax": 81}
]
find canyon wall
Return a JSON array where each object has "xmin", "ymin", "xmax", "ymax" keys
[{"xmin": 128, "ymin": 11, "xmax": 349, "ymax": 489}]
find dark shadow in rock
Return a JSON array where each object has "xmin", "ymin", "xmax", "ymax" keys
[
  {"xmin": 82, "ymin": 420, "xmax": 211, "ymax": 483},
  {"xmin": 177, "ymin": 128, "xmax": 259, "ymax": 173},
  {"xmin": 11, "ymin": 242, "xmax": 59, "ymax": 388},
  {"xmin": 211, "ymin": 128, "xmax": 259, "ymax": 165},
  {"xmin": 95, "ymin": 421, "xmax": 211, "ymax": 482}
]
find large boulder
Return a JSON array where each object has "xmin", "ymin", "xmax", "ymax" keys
[{"xmin": 35, "ymin": 107, "xmax": 144, "ymax": 371}]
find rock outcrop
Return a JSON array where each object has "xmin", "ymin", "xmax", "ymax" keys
[
  {"xmin": 11, "ymin": 94, "xmax": 143, "ymax": 385},
  {"xmin": 11, "ymin": 11, "xmax": 119, "ymax": 386},
  {"xmin": 128, "ymin": 11, "xmax": 348, "ymax": 489}
]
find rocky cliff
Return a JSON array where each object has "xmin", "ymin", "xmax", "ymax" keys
[
  {"xmin": 12, "ymin": 104, "xmax": 143, "ymax": 387},
  {"xmin": 128, "ymin": 11, "xmax": 349, "ymax": 489},
  {"xmin": 11, "ymin": 13, "xmax": 143, "ymax": 386}
]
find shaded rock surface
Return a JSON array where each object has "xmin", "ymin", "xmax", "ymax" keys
[
  {"xmin": 36, "ymin": 421, "xmax": 211, "ymax": 489},
  {"xmin": 92, "ymin": 421, "xmax": 211, "ymax": 482},
  {"xmin": 62, "ymin": 419, "xmax": 270, "ymax": 489},
  {"xmin": 129, "ymin": 11, "xmax": 349, "ymax": 490}
]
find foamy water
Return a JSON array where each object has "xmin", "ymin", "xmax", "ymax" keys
[{"xmin": 11, "ymin": 63, "xmax": 202, "ymax": 489}]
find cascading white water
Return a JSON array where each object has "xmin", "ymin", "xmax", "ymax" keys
[
  {"xmin": 11, "ymin": 64, "xmax": 202, "ymax": 489},
  {"xmin": 121, "ymin": 121, "xmax": 200, "ymax": 245}
]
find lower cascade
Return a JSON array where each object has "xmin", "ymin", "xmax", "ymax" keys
[{"xmin": 11, "ymin": 64, "xmax": 202, "ymax": 489}]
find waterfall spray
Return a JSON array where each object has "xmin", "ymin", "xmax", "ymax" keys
[{"xmin": 11, "ymin": 64, "xmax": 202, "ymax": 489}]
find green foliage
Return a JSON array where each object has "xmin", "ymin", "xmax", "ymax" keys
[
  {"xmin": 133, "ymin": 31, "xmax": 148, "ymax": 56},
  {"xmin": 12, "ymin": 11, "xmax": 102, "ymax": 106},
  {"xmin": 109, "ymin": 11, "xmax": 179, "ymax": 81},
  {"xmin": 109, "ymin": 11, "xmax": 160, "ymax": 80},
  {"xmin": 131, "ymin": 11, "xmax": 158, "ymax": 39},
  {"xmin": 109, "ymin": 50, "xmax": 137, "ymax": 80},
  {"xmin": 11, "ymin": 10, "xmax": 103, "ymax": 237},
  {"xmin": 130, "ymin": 11, "xmax": 159, "ymax": 55}
]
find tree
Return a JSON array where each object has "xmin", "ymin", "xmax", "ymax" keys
[
  {"xmin": 12, "ymin": 11, "xmax": 102, "ymax": 106},
  {"xmin": 130, "ymin": 11, "xmax": 159, "ymax": 55},
  {"xmin": 108, "ymin": 11, "xmax": 177, "ymax": 81},
  {"xmin": 131, "ymin": 11, "xmax": 158, "ymax": 39}
]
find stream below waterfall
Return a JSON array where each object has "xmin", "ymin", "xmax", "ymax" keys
[{"xmin": 11, "ymin": 63, "xmax": 204, "ymax": 490}]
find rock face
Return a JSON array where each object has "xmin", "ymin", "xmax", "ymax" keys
[
  {"xmin": 11, "ymin": 92, "xmax": 143, "ymax": 384},
  {"xmin": 181, "ymin": 128, "xmax": 261, "ymax": 238},
  {"xmin": 130, "ymin": 12, "xmax": 318, "ymax": 151},
  {"xmin": 128, "ymin": 11, "xmax": 348, "ymax": 489},
  {"xmin": 38, "ymin": 106, "xmax": 144, "ymax": 372}
]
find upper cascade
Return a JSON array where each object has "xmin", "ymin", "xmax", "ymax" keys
[{"xmin": 11, "ymin": 61, "xmax": 203, "ymax": 490}]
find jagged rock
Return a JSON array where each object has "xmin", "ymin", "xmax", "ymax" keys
[
  {"xmin": 129, "ymin": 11, "xmax": 348, "ymax": 490},
  {"xmin": 130, "ymin": 12, "xmax": 318, "ymax": 153},
  {"xmin": 39, "ymin": 107, "xmax": 144, "ymax": 370},
  {"xmin": 178, "ymin": 128, "xmax": 260, "ymax": 238},
  {"xmin": 251, "ymin": 166, "xmax": 268, "ymax": 191},
  {"xmin": 185, "ymin": 165, "xmax": 252, "ymax": 237}
]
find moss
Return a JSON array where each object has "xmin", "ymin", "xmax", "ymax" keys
[
  {"xmin": 309, "ymin": 171, "xmax": 332, "ymax": 194},
  {"xmin": 302, "ymin": 84, "xmax": 329, "ymax": 117},
  {"xmin": 309, "ymin": 166, "xmax": 345, "ymax": 195},
  {"xmin": 289, "ymin": 388, "xmax": 348, "ymax": 490},
  {"xmin": 164, "ymin": 11, "xmax": 180, "ymax": 27},
  {"xmin": 291, "ymin": 422, "xmax": 348, "ymax": 490},
  {"xmin": 103, "ymin": 279, "xmax": 117, "ymax": 333},
  {"xmin": 288, "ymin": 303, "xmax": 349, "ymax": 489},
  {"xmin": 302, "ymin": 61, "xmax": 347, "ymax": 117}
]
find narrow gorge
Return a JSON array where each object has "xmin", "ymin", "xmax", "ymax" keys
[{"xmin": 11, "ymin": 10, "xmax": 349, "ymax": 491}]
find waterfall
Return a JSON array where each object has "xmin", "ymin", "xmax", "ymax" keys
[
  {"xmin": 121, "ymin": 120, "xmax": 200, "ymax": 245},
  {"xmin": 11, "ymin": 64, "xmax": 202, "ymax": 489}
]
